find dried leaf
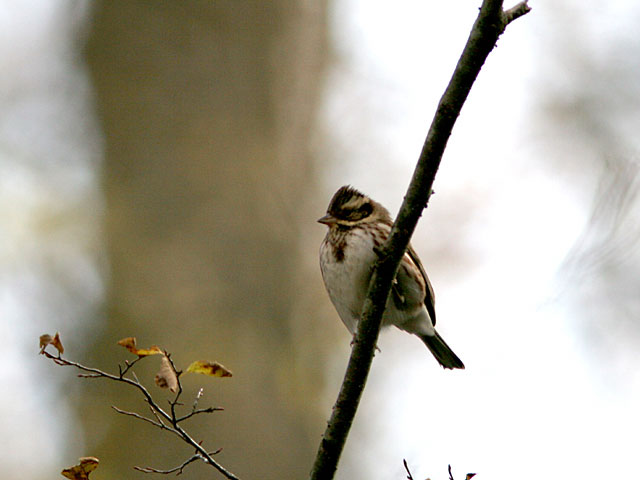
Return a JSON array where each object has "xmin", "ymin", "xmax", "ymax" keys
[
  {"xmin": 466, "ymin": 474, "xmax": 477, "ymax": 480},
  {"xmin": 117, "ymin": 336, "xmax": 137, "ymax": 351},
  {"xmin": 51, "ymin": 332, "xmax": 64, "ymax": 354},
  {"xmin": 39, "ymin": 334, "xmax": 52, "ymax": 350},
  {"xmin": 61, "ymin": 457, "xmax": 99, "ymax": 479},
  {"xmin": 117, "ymin": 337, "xmax": 162, "ymax": 357},
  {"xmin": 155, "ymin": 354, "xmax": 178, "ymax": 392},
  {"xmin": 186, "ymin": 361, "xmax": 232, "ymax": 378},
  {"xmin": 135, "ymin": 345, "xmax": 163, "ymax": 356}
]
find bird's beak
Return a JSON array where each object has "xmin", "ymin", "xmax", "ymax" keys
[{"xmin": 317, "ymin": 214, "xmax": 337, "ymax": 225}]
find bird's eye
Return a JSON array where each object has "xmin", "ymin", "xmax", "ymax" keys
[{"xmin": 345, "ymin": 202, "xmax": 372, "ymax": 220}]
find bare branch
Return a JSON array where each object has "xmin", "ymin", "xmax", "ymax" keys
[
  {"xmin": 309, "ymin": 2, "xmax": 530, "ymax": 479},
  {"xmin": 41, "ymin": 346, "xmax": 241, "ymax": 480},
  {"xmin": 41, "ymin": 348, "xmax": 173, "ymax": 425},
  {"xmin": 504, "ymin": 1, "xmax": 531, "ymax": 24},
  {"xmin": 111, "ymin": 406, "xmax": 167, "ymax": 430},
  {"xmin": 175, "ymin": 406, "xmax": 224, "ymax": 424},
  {"xmin": 148, "ymin": 405, "xmax": 168, "ymax": 428},
  {"xmin": 165, "ymin": 417, "xmax": 238, "ymax": 479},
  {"xmin": 403, "ymin": 459, "xmax": 414, "ymax": 480},
  {"xmin": 134, "ymin": 454, "xmax": 202, "ymax": 475}
]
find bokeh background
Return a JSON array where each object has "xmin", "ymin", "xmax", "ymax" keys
[{"xmin": 2, "ymin": 1, "xmax": 640, "ymax": 479}]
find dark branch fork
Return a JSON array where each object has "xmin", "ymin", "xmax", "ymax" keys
[{"xmin": 310, "ymin": 2, "xmax": 530, "ymax": 479}]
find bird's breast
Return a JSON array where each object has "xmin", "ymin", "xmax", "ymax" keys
[{"xmin": 320, "ymin": 227, "xmax": 380, "ymax": 318}]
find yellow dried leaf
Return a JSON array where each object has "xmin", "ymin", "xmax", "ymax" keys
[
  {"xmin": 136, "ymin": 345, "xmax": 163, "ymax": 356},
  {"xmin": 117, "ymin": 337, "xmax": 162, "ymax": 356},
  {"xmin": 117, "ymin": 336, "xmax": 137, "ymax": 351},
  {"xmin": 61, "ymin": 456, "xmax": 99, "ymax": 479},
  {"xmin": 51, "ymin": 332, "xmax": 64, "ymax": 354},
  {"xmin": 155, "ymin": 354, "xmax": 178, "ymax": 392},
  {"xmin": 186, "ymin": 361, "xmax": 232, "ymax": 378}
]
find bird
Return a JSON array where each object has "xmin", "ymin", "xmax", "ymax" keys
[{"xmin": 318, "ymin": 185, "xmax": 464, "ymax": 369}]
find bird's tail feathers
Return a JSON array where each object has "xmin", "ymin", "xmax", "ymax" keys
[{"xmin": 420, "ymin": 330, "xmax": 465, "ymax": 370}]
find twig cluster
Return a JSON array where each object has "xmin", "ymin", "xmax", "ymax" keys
[{"xmin": 41, "ymin": 347, "xmax": 239, "ymax": 479}]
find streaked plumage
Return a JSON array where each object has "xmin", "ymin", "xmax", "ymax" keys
[{"xmin": 318, "ymin": 185, "xmax": 464, "ymax": 369}]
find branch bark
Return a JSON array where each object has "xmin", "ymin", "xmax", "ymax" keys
[{"xmin": 309, "ymin": 2, "xmax": 530, "ymax": 479}]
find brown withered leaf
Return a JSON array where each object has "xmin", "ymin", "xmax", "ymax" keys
[
  {"xmin": 51, "ymin": 332, "xmax": 64, "ymax": 354},
  {"xmin": 39, "ymin": 334, "xmax": 53, "ymax": 350},
  {"xmin": 117, "ymin": 336, "xmax": 137, "ymax": 351},
  {"xmin": 155, "ymin": 354, "xmax": 178, "ymax": 392},
  {"xmin": 186, "ymin": 361, "xmax": 233, "ymax": 378},
  {"xmin": 61, "ymin": 456, "xmax": 99, "ymax": 479},
  {"xmin": 117, "ymin": 337, "xmax": 162, "ymax": 357}
]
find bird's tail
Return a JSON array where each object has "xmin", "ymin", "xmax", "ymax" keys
[{"xmin": 419, "ymin": 330, "xmax": 465, "ymax": 369}]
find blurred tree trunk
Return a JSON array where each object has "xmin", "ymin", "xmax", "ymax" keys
[{"xmin": 82, "ymin": 1, "xmax": 329, "ymax": 478}]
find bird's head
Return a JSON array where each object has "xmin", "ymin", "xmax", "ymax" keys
[{"xmin": 318, "ymin": 185, "xmax": 391, "ymax": 228}]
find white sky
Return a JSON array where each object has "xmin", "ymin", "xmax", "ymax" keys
[{"xmin": 321, "ymin": 1, "xmax": 640, "ymax": 479}]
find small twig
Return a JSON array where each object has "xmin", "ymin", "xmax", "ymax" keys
[
  {"xmin": 449, "ymin": 464, "xmax": 454, "ymax": 480},
  {"xmin": 134, "ymin": 454, "xmax": 203, "ymax": 475},
  {"xmin": 504, "ymin": 1, "xmax": 531, "ymax": 23},
  {"xmin": 119, "ymin": 356, "xmax": 143, "ymax": 378},
  {"xmin": 41, "ymin": 346, "xmax": 241, "ymax": 480},
  {"xmin": 111, "ymin": 406, "xmax": 166, "ymax": 430},
  {"xmin": 134, "ymin": 448, "xmax": 224, "ymax": 476},
  {"xmin": 174, "ymin": 387, "xmax": 224, "ymax": 422},
  {"xmin": 149, "ymin": 405, "xmax": 168, "ymax": 428},
  {"xmin": 176, "ymin": 406, "xmax": 224, "ymax": 423},
  {"xmin": 403, "ymin": 459, "xmax": 414, "ymax": 480}
]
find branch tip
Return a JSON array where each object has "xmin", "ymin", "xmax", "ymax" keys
[{"xmin": 504, "ymin": 1, "xmax": 531, "ymax": 24}]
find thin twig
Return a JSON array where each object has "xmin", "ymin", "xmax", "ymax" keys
[
  {"xmin": 176, "ymin": 406, "xmax": 224, "ymax": 423},
  {"xmin": 309, "ymin": 2, "xmax": 530, "ymax": 479},
  {"xmin": 119, "ymin": 356, "xmax": 143, "ymax": 378},
  {"xmin": 504, "ymin": 1, "xmax": 531, "ymax": 23},
  {"xmin": 111, "ymin": 406, "xmax": 167, "ymax": 430},
  {"xmin": 403, "ymin": 459, "xmax": 414, "ymax": 480},
  {"xmin": 42, "ymin": 349, "xmax": 173, "ymax": 423},
  {"xmin": 134, "ymin": 454, "xmax": 203, "ymax": 475},
  {"xmin": 41, "ymin": 347, "xmax": 241, "ymax": 480},
  {"xmin": 166, "ymin": 416, "xmax": 238, "ymax": 479},
  {"xmin": 148, "ymin": 405, "xmax": 168, "ymax": 428}
]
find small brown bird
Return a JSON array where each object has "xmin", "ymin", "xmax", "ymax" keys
[{"xmin": 318, "ymin": 186, "xmax": 464, "ymax": 369}]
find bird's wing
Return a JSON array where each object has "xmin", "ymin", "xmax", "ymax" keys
[{"xmin": 399, "ymin": 244, "xmax": 436, "ymax": 325}]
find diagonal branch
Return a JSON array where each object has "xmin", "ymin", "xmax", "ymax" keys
[{"xmin": 309, "ymin": 2, "xmax": 530, "ymax": 479}]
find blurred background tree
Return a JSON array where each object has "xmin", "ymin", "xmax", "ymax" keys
[{"xmin": 80, "ymin": 1, "xmax": 330, "ymax": 478}]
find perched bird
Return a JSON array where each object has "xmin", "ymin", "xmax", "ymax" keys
[{"xmin": 318, "ymin": 185, "xmax": 464, "ymax": 369}]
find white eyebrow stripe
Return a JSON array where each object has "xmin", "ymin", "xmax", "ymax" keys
[{"xmin": 342, "ymin": 198, "xmax": 366, "ymax": 210}]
